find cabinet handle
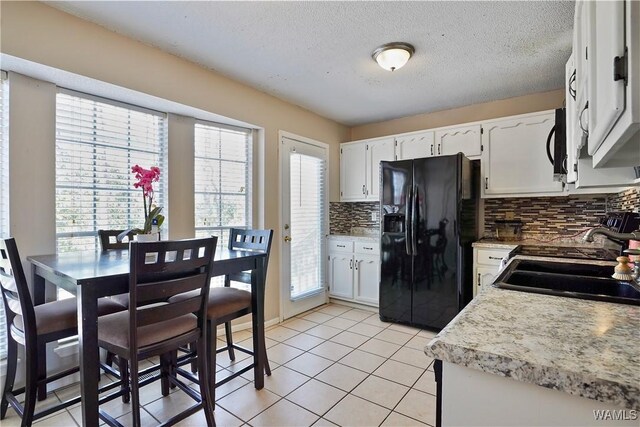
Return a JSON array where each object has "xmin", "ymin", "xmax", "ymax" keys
[
  {"xmin": 363, "ymin": 246, "xmax": 373, "ymax": 250},
  {"xmin": 485, "ymin": 177, "xmax": 488, "ymax": 190},
  {"xmin": 430, "ymin": 145, "xmax": 434, "ymax": 156},
  {"xmin": 579, "ymin": 102, "xmax": 589, "ymax": 135},
  {"xmin": 478, "ymin": 273, "xmax": 481, "ymax": 287},
  {"xmin": 437, "ymin": 144, "xmax": 441, "ymax": 155},
  {"xmin": 488, "ymin": 256, "xmax": 502, "ymax": 260},
  {"xmin": 355, "ymin": 260, "xmax": 358, "ymax": 270},
  {"xmin": 350, "ymin": 259, "xmax": 353, "ymax": 269},
  {"xmin": 362, "ymin": 185, "xmax": 366, "ymax": 194},
  {"xmin": 337, "ymin": 244, "xmax": 346, "ymax": 248}
]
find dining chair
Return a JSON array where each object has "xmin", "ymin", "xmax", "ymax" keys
[
  {"xmin": 220, "ymin": 228, "xmax": 274, "ymax": 364},
  {"xmin": 98, "ymin": 229, "xmax": 135, "ymax": 386},
  {"xmin": 171, "ymin": 228, "xmax": 273, "ymax": 399},
  {"xmin": 97, "ymin": 237, "xmax": 217, "ymax": 427},
  {"xmin": 0, "ymin": 238, "xmax": 125, "ymax": 426},
  {"xmin": 98, "ymin": 229, "xmax": 135, "ymax": 251}
]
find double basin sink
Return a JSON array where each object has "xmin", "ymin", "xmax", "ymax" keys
[{"xmin": 495, "ymin": 257, "xmax": 640, "ymax": 306}]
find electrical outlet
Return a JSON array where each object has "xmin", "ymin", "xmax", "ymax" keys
[
  {"xmin": 505, "ymin": 212, "xmax": 515, "ymax": 220},
  {"xmin": 371, "ymin": 211, "xmax": 378, "ymax": 221}
]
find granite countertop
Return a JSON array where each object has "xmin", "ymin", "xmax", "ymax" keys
[
  {"xmin": 472, "ymin": 240, "xmax": 519, "ymax": 249},
  {"xmin": 425, "ymin": 260, "xmax": 640, "ymax": 410},
  {"xmin": 474, "ymin": 237, "xmax": 618, "ymax": 250}
]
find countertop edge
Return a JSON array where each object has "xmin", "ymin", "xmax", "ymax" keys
[{"xmin": 425, "ymin": 338, "xmax": 640, "ymax": 410}]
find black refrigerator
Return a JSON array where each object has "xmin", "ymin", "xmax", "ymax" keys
[{"xmin": 379, "ymin": 154, "xmax": 478, "ymax": 330}]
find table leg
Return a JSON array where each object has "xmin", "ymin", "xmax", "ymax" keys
[
  {"xmin": 32, "ymin": 265, "xmax": 46, "ymax": 306},
  {"xmin": 78, "ymin": 285, "xmax": 100, "ymax": 426},
  {"xmin": 252, "ymin": 257, "xmax": 266, "ymax": 390}
]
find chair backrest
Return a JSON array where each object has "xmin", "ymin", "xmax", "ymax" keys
[
  {"xmin": 128, "ymin": 237, "xmax": 217, "ymax": 349},
  {"xmin": 99, "ymin": 229, "xmax": 135, "ymax": 251},
  {"xmin": 227, "ymin": 229, "xmax": 274, "ymax": 283},
  {"xmin": 0, "ymin": 238, "xmax": 36, "ymax": 343},
  {"xmin": 228, "ymin": 228, "xmax": 273, "ymax": 263}
]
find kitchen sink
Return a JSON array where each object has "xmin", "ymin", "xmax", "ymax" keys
[
  {"xmin": 495, "ymin": 258, "xmax": 640, "ymax": 305},
  {"xmin": 511, "ymin": 260, "xmax": 613, "ymax": 278}
]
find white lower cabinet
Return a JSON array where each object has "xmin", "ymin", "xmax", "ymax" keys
[
  {"xmin": 354, "ymin": 254, "xmax": 380, "ymax": 305},
  {"xmin": 328, "ymin": 253, "xmax": 354, "ymax": 299},
  {"xmin": 328, "ymin": 237, "xmax": 380, "ymax": 307},
  {"xmin": 473, "ymin": 245, "xmax": 517, "ymax": 298}
]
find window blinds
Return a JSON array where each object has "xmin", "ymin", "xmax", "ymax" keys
[
  {"xmin": 55, "ymin": 90, "xmax": 167, "ymax": 253},
  {"xmin": 0, "ymin": 71, "xmax": 8, "ymax": 360},
  {"xmin": 194, "ymin": 121, "xmax": 252, "ymax": 251}
]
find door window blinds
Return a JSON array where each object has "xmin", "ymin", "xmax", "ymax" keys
[
  {"xmin": 194, "ymin": 122, "xmax": 252, "ymax": 251},
  {"xmin": 0, "ymin": 72, "xmax": 8, "ymax": 360},
  {"xmin": 55, "ymin": 90, "xmax": 167, "ymax": 253}
]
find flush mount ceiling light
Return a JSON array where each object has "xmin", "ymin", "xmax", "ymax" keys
[{"xmin": 372, "ymin": 42, "xmax": 415, "ymax": 71}]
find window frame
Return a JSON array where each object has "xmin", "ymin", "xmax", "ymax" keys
[
  {"xmin": 193, "ymin": 119, "xmax": 253, "ymax": 244},
  {"xmin": 54, "ymin": 88, "xmax": 168, "ymax": 254}
]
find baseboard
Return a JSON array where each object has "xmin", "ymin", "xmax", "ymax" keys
[
  {"xmin": 328, "ymin": 298, "xmax": 379, "ymax": 312},
  {"xmin": 217, "ymin": 316, "xmax": 280, "ymax": 336}
]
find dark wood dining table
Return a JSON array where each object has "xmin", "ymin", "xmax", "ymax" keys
[{"xmin": 27, "ymin": 247, "xmax": 268, "ymax": 427}]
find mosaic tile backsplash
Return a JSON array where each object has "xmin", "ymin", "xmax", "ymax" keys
[
  {"xmin": 482, "ymin": 195, "xmax": 607, "ymax": 240},
  {"xmin": 329, "ymin": 202, "xmax": 379, "ymax": 234},
  {"xmin": 330, "ymin": 188, "xmax": 639, "ymax": 239},
  {"xmin": 607, "ymin": 187, "xmax": 640, "ymax": 212}
]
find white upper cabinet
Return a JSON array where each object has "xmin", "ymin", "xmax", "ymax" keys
[
  {"xmin": 366, "ymin": 137, "xmax": 395, "ymax": 200},
  {"xmin": 340, "ymin": 142, "xmax": 367, "ymax": 201},
  {"xmin": 340, "ymin": 137, "xmax": 393, "ymax": 202},
  {"xmin": 434, "ymin": 124, "xmax": 482, "ymax": 158},
  {"xmin": 578, "ymin": 0, "xmax": 640, "ymax": 167},
  {"xmin": 565, "ymin": 53, "xmax": 579, "ymax": 184},
  {"xmin": 482, "ymin": 111, "xmax": 564, "ymax": 197},
  {"xmin": 586, "ymin": 0, "xmax": 626, "ymax": 155},
  {"xmin": 395, "ymin": 131, "xmax": 434, "ymax": 160}
]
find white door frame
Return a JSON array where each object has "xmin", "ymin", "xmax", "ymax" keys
[{"xmin": 278, "ymin": 130, "xmax": 330, "ymax": 321}]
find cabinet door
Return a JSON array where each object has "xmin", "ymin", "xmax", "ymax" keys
[
  {"xmin": 475, "ymin": 266, "xmax": 498, "ymax": 296},
  {"xmin": 328, "ymin": 254, "xmax": 354, "ymax": 299},
  {"xmin": 565, "ymin": 53, "xmax": 579, "ymax": 184},
  {"xmin": 482, "ymin": 112, "xmax": 565, "ymax": 196},
  {"xmin": 587, "ymin": 0, "xmax": 626, "ymax": 155},
  {"xmin": 395, "ymin": 131, "xmax": 434, "ymax": 160},
  {"xmin": 340, "ymin": 142, "xmax": 367, "ymax": 201},
  {"xmin": 435, "ymin": 124, "xmax": 482, "ymax": 158},
  {"xmin": 574, "ymin": 0, "xmax": 590, "ymax": 124},
  {"xmin": 354, "ymin": 255, "xmax": 380, "ymax": 305},
  {"xmin": 366, "ymin": 138, "xmax": 395, "ymax": 200}
]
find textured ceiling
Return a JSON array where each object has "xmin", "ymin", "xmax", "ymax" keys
[{"xmin": 47, "ymin": 1, "xmax": 575, "ymax": 126}]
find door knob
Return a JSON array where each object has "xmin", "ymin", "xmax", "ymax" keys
[{"xmin": 284, "ymin": 236, "xmax": 292, "ymax": 242}]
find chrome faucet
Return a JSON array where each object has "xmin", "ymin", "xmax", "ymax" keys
[
  {"xmin": 623, "ymin": 249, "xmax": 640, "ymax": 287},
  {"xmin": 582, "ymin": 227, "xmax": 640, "ymax": 243}
]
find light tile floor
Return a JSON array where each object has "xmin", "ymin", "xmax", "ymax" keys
[{"xmin": 3, "ymin": 303, "xmax": 437, "ymax": 426}]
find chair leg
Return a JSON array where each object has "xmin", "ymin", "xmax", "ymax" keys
[
  {"xmin": 224, "ymin": 321, "xmax": 235, "ymax": 361},
  {"xmin": 129, "ymin": 356, "xmax": 141, "ymax": 427},
  {"xmin": 170, "ymin": 350, "xmax": 177, "ymax": 389},
  {"xmin": 263, "ymin": 344, "xmax": 272, "ymax": 376},
  {"xmin": 105, "ymin": 351, "xmax": 115, "ymax": 367},
  {"xmin": 1, "ymin": 338, "xmax": 18, "ymax": 419},
  {"xmin": 207, "ymin": 319, "xmax": 217, "ymax": 402},
  {"xmin": 118, "ymin": 357, "xmax": 130, "ymax": 404},
  {"xmin": 22, "ymin": 347, "xmax": 39, "ymax": 427},
  {"xmin": 36, "ymin": 341, "xmax": 47, "ymax": 401},
  {"xmin": 189, "ymin": 341, "xmax": 198, "ymax": 374},
  {"xmin": 197, "ymin": 336, "xmax": 216, "ymax": 427},
  {"xmin": 160, "ymin": 353, "xmax": 171, "ymax": 397}
]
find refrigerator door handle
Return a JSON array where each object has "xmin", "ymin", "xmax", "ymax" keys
[
  {"xmin": 405, "ymin": 185, "xmax": 412, "ymax": 256},
  {"xmin": 411, "ymin": 185, "xmax": 418, "ymax": 256}
]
